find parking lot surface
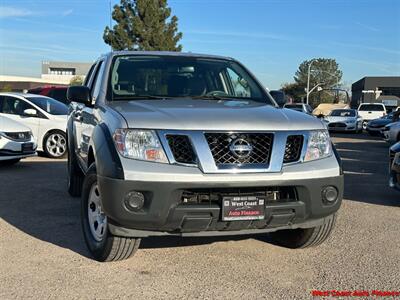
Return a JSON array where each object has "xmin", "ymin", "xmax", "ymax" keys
[{"xmin": 0, "ymin": 133, "xmax": 399, "ymax": 299}]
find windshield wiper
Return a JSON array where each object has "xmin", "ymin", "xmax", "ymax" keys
[{"xmin": 112, "ymin": 95, "xmax": 170, "ymax": 100}]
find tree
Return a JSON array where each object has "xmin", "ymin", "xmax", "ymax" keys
[
  {"xmin": 293, "ymin": 58, "xmax": 343, "ymax": 106},
  {"xmin": 0, "ymin": 84, "xmax": 13, "ymax": 92},
  {"xmin": 281, "ymin": 82, "xmax": 305, "ymax": 102},
  {"xmin": 69, "ymin": 75, "xmax": 83, "ymax": 86},
  {"xmin": 103, "ymin": 0, "xmax": 183, "ymax": 51}
]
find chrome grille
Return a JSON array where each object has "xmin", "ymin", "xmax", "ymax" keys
[
  {"xmin": 204, "ymin": 132, "xmax": 273, "ymax": 166},
  {"xmin": 284, "ymin": 135, "xmax": 303, "ymax": 163},
  {"xmin": 166, "ymin": 135, "xmax": 197, "ymax": 165}
]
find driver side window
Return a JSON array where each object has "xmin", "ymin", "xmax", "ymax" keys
[{"xmin": 1, "ymin": 96, "xmax": 35, "ymax": 116}]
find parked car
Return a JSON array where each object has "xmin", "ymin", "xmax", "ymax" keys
[
  {"xmin": 28, "ymin": 86, "xmax": 68, "ymax": 104},
  {"xmin": 312, "ymin": 103, "xmax": 349, "ymax": 118},
  {"xmin": 67, "ymin": 51, "xmax": 343, "ymax": 262},
  {"xmin": 357, "ymin": 103, "xmax": 387, "ymax": 130},
  {"xmin": 324, "ymin": 109, "xmax": 363, "ymax": 133},
  {"xmin": 389, "ymin": 142, "xmax": 400, "ymax": 191},
  {"xmin": 366, "ymin": 112, "xmax": 394, "ymax": 136},
  {"xmin": 0, "ymin": 93, "xmax": 68, "ymax": 158},
  {"xmin": 383, "ymin": 122, "xmax": 400, "ymax": 144},
  {"xmin": 0, "ymin": 115, "xmax": 37, "ymax": 165},
  {"xmin": 283, "ymin": 103, "xmax": 313, "ymax": 114}
]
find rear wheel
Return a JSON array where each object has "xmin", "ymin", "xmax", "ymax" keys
[
  {"xmin": 269, "ymin": 214, "xmax": 336, "ymax": 249},
  {"xmin": 362, "ymin": 121, "xmax": 368, "ymax": 130},
  {"xmin": 67, "ymin": 141, "xmax": 84, "ymax": 197},
  {"xmin": 81, "ymin": 164, "xmax": 141, "ymax": 262}
]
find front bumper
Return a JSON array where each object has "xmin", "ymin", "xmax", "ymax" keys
[
  {"xmin": 0, "ymin": 138, "xmax": 37, "ymax": 161},
  {"xmin": 99, "ymin": 173, "xmax": 343, "ymax": 237},
  {"xmin": 328, "ymin": 123, "xmax": 357, "ymax": 132}
]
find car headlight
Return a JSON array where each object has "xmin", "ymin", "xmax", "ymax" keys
[
  {"xmin": 113, "ymin": 129, "xmax": 168, "ymax": 163},
  {"xmin": 304, "ymin": 130, "xmax": 332, "ymax": 162},
  {"xmin": 346, "ymin": 120, "xmax": 356, "ymax": 124}
]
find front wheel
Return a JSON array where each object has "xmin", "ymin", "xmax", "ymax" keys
[
  {"xmin": 43, "ymin": 131, "xmax": 67, "ymax": 158},
  {"xmin": 269, "ymin": 214, "xmax": 336, "ymax": 249},
  {"xmin": 81, "ymin": 164, "xmax": 141, "ymax": 262}
]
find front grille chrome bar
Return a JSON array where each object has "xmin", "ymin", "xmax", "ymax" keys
[{"xmin": 157, "ymin": 130, "xmax": 310, "ymax": 174}]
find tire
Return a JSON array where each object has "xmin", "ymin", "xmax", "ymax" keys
[
  {"xmin": 81, "ymin": 164, "xmax": 141, "ymax": 262},
  {"xmin": 0, "ymin": 158, "xmax": 21, "ymax": 166},
  {"xmin": 67, "ymin": 141, "xmax": 84, "ymax": 197},
  {"xmin": 269, "ymin": 214, "xmax": 336, "ymax": 249},
  {"xmin": 362, "ymin": 121, "xmax": 368, "ymax": 131},
  {"xmin": 43, "ymin": 130, "xmax": 67, "ymax": 159}
]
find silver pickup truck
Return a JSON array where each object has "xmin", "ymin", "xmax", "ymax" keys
[{"xmin": 66, "ymin": 51, "xmax": 343, "ymax": 262}]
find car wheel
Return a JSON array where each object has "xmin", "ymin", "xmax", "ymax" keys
[
  {"xmin": 67, "ymin": 141, "xmax": 84, "ymax": 197},
  {"xmin": 43, "ymin": 130, "xmax": 67, "ymax": 158},
  {"xmin": 0, "ymin": 158, "xmax": 21, "ymax": 166},
  {"xmin": 362, "ymin": 121, "xmax": 368, "ymax": 130},
  {"xmin": 81, "ymin": 164, "xmax": 141, "ymax": 262},
  {"xmin": 269, "ymin": 214, "xmax": 336, "ymax": 249}
]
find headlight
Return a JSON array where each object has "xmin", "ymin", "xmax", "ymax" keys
[
  {"xmin": 304, "ymin": 130, "xmax": 332, "ymax": 162},
  {"xmin": 113, "ymin": 129, "xmax": 168, "ymax": 163},
  {"xmin": 346, "ymin": 120, "xmax": 356, "ymax": 124}
]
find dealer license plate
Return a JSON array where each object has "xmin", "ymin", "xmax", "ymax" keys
[{"xmin": 222, "ymin": 196, "xmax": 265, "ymax": 221}]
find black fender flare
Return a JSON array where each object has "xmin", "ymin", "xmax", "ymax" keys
[
  {"xmin": 331, "ymin": 142, "xmax": 343, "ymax": 175},
  {"xmin": 91, "ymin": 123, "xmax": 124, "ymax": 179}
]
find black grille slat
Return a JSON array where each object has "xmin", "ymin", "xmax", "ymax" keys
[
  {"xmin": 166, "ymin": 135, "xmax": 197, "ymax": 164},
  {"xmin": 4, "ymin": 132, "xmax": 31, "ymax": 142},
  {"xmin": 205, "ymin": 133, "xmax": 273, "ymax": 166},
  {"xmin": 284, "ymin": 135, "xmax": 303, "ymax": 163}
]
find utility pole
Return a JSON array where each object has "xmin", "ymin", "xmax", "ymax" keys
[{"xmin": 306, "ymin": 59, "xmax": 317, "ymax": 105}]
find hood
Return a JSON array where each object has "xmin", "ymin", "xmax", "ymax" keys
[
  {"xmin": 325, "ymin": 116, "xmax": 356, "ymax": 123},
  {"xmin": 0, "ymin": 116, "xmax": 31, "ymax": 132},
  {"xmin": 108, "ymin": 99, "xmax": 325, "ymax": 131},
  {"xmin": 369, "ymin": 118, "xmax": 392, "ymax": 126}
]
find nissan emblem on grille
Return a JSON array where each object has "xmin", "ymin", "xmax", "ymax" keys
[{"xmin": 229, "ymin": 139, "xmax": 253, "ymax": 158}]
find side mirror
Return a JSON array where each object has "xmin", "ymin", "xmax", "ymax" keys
[
  {"xmin": 269, "ymin": 90, "xmax": 287, "ymax": 107},
  {"xmin": 67, "ymin": 86, "xmax": 91, "ymax": 106},
  {"xmin": 23, "ymin": 108, "xmax": 37, "ymax": 117}
]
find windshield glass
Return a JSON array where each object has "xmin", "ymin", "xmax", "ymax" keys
[
  {"xmin": 108, "ymin": 55, "xmax": 271, "ymax": 103},
  {"xmin": 359, "ymin": 104, "xmax": 384, "ymax": 111},
  {"xmin": 285, "ymin": 104, "xmax": 303, "ymax": 109},
  {"xmin": 330, "ymin": 109, "xmax": 356, "ymax": 117},
  {"xmin": 27, "ymin": 96, "xmax": 68, "ymax": 115}
]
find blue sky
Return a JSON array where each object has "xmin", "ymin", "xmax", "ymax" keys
[{"xmin": 0, "ymin": 0, "xmax": 399, "ymax": 89}]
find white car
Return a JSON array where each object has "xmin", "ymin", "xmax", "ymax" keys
[
  {"xmin": 383, "ymin": 122, "xmax": 400, "ymax": 144},
  {"xmin": 357, "ymin": 103, "xmax": 387, "ymax": 129},
  {"xmin": 324, "ymin": 109, "xmax": 363, "ymax": 133},
  {"xmin": 0, "ymin": 115, "xmax": 37, "ymax": 165},
  {"xmin": 0, "ymin": 93, "xmax": 68, "ymax": 158}
]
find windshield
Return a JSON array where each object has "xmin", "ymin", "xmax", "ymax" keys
[
  {"xmin": 27, "ymin": 96, "xmax": 68, "ymax": 115},
  {"xmin": 330, "ymin": 109, "xmax": 356, "ymax": 117},
  {"xmin": 108, "ymin": 55, "xmax": 271, "ymax": 103},
  {"xmin": 359, "ymin": 104, "xmax": 385, "ymax": 111},
  {"xmin": 284, "ymin": 104, "xmax": 302, "ymax": 109}
]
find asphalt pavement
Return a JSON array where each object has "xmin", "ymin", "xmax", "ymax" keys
[{"xmin": 0, "ymin": 133, "xmax": 399, "ymax": 299}]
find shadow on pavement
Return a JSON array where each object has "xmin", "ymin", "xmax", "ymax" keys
[
  {"xmin": 332, "ymin": 133, "xmax": 399, "ymax": 207},
  {"xmin": 0, "ymin": 160, "xmax": 90, "ymax": 258}
]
